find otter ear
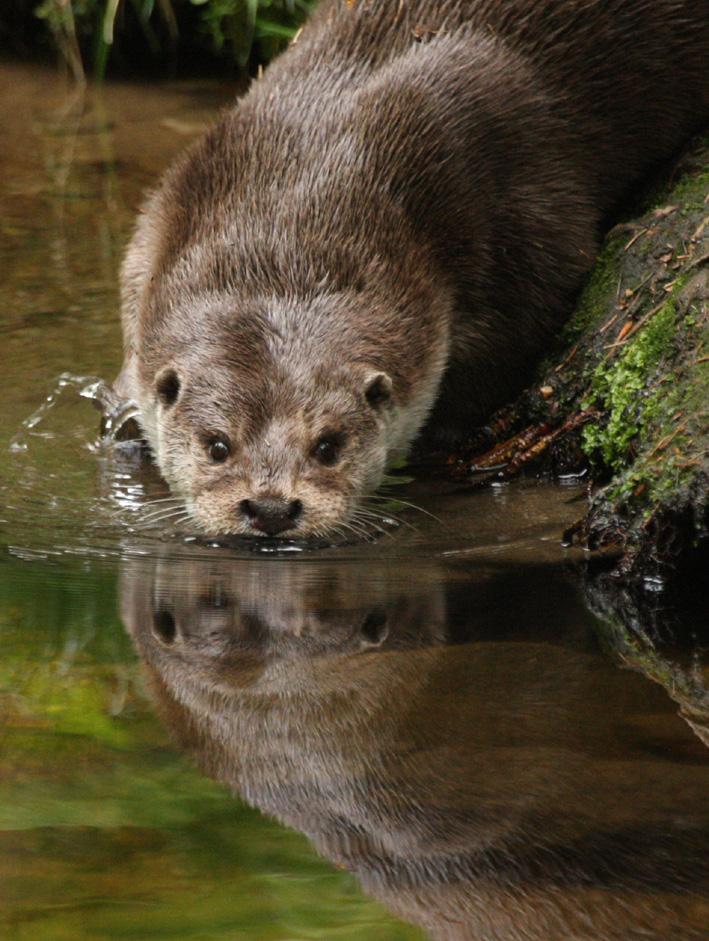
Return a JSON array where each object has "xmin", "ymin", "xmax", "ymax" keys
[
  {"xmin": 364, "ymin": 371, "xmax": 392, "ymax": 409},
  {"xmin": 155, "ymin": 367, "xmax": 180, "ymax": 406}
]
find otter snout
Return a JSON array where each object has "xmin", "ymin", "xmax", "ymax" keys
[{"xmin": 240, "ymin": 498, "xmax": 303, "ymax": 536}]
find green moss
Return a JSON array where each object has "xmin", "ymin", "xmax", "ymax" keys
[
  {"xmin": 621, "ymin": 133, "xmax": 709, "ymax": 216},
  {"xmin": 561, "ymin": 232, "xmax": 624, "ymax": 345},
  {"xmin": 670, "ymin": 165, "xmax": 709, "ymax": 211},
  {"xmin": 582, "ymin": 294, "xmax": 680, "ymax": 472},
  {"xmin": 561, "ymin": 137, "xmax": 708, "ymax": 346},
  {"xmin": 655, "ymin": 134, "xmax": 709, "ymax": 211},
  {"xmin": 580, "ymin": 269, "xmax": 707, "ymax": 521}
]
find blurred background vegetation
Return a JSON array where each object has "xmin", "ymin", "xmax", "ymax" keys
[{"xmin": 0, "ymin": 0, "xmax": 313, "ymax": 80}]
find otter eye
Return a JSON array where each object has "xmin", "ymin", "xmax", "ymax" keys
[
  {"xmin": 361, "ymin": 608, "xmax": 388, "ymax": 646},
  {"xmin": 153, "ymin": 609, "xmax": 177, "ymax": 645},
  {"xmin": 312, "ymin": 434, "xmax": 344, "ymax": 467},
  {"xmin": 156, "ymin": 369, "xmax": 180, "ymax": 406},
  {"xmin": 207, "ymin": 437, "xmax": 231, "ymax": 463}
]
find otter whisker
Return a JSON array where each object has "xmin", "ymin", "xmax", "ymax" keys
[
  {"xmin": 140, "ymin": 512, "xmax": 187, "ymax": 528},
  {"xmin": 350, "ymin": 516, "xmax": 391, "ymax": 541},
  {"xmin": 140, "ymin": 506, "xmax": 190, "ymax": 527},
  {"xmin": 148, "ymin": 515, "xmax": 192, "ymax": 533},
  {"xmin": 359, "ymin": 500, "xmax": 419, "ymax": 528},
  {"xmin": 140, "ymin": 498, "xmax": 186, "ymax": 516},
  {"xmin": 315, "ymin": 521, "xmax": 348, "ymax": 544},
  {"xmin": 329, "ymin": 524, "xmax": 352, "ymax": 544},
  {"xmin": 335, "ymin": 524, "xmax": 357, "ymax": 543},
  {"xmin": 351, "ymin": 509, "xmax": 396, "ymax": 540},
  {"xmin": 342, "ymin": 519, "xmax": 371, "ymax": 541},
  {"xmin": 363, "ymin": 495, "xmax": 441, "ymax": 523},
  {"xmin": 169, "ymin": 510, "xmax": 193, "ymax": 525},
  {"xmin": 140, "ymin": 496, "xmax": 184, "ymax": 510},
  {"xmin": 337, "ymin": 514, "xmax": 374, "ymax": 542},
  {"xmin": 356, "ymin": 505, "xmax": 416, "ymax": 532},
  {"xmin": 350, "ymin": 508, "xmax": 398, "ymax": 538}
]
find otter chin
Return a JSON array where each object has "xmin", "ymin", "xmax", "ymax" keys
[{"xmin": 115, "ymin": 0, "xmax": 707, "ymax": 538}]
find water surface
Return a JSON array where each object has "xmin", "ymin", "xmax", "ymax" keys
[{"xmin": 1, "ymin": 62, "xmax": 707, "ymax": 941}]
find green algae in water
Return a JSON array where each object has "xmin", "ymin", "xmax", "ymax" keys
[{"xmin": 0, "ymin": 558, "xmax": 423, "ymax": 941}]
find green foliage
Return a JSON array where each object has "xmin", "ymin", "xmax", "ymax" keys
[
  {"xmin": 191, "ymin": 0, "xmax": 312, "ymax": 65},
  {"xmin": 31, "ymin": 0, "xmax": 313, "ymax": 78}
]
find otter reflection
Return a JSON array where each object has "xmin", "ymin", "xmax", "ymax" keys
[{"xmin": 121, "ymin": 553, "xmax": 709, "ymax": 940}]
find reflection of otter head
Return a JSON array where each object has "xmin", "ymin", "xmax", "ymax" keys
[
  {"xmin": 121, "ymin": 552, "xmax": 446, "ymax": 697},
  {"xmin": 121, "ymin": 552, "xmax": 709, "ymax": 941}
]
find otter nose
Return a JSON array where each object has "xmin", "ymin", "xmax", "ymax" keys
[{"xmin": 240, "ymin": 498, "xmax": 303, "ymax": 535}]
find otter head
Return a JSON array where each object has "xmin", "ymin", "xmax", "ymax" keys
[{"xmin": 137, "ymin": 289, "xmax": 443, "ymax": 539}]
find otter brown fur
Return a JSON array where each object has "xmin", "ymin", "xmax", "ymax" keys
[{"xmin": 117, "ymin": 0, "xmax": 709, "ymax": 538}]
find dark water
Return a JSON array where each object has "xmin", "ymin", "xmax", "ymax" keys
[{"xmin": 1, "ymin": 63, "xmax": 708, "ymax": 941}]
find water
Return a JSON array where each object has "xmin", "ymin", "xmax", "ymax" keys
[{"xmin": 1, "ymin": 62, "xmax": 708, "ymax": 941}]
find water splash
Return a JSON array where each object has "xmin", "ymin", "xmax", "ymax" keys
[{"xmin": 9, "ymin": 372, "xmax": 104, "ymax": 453}]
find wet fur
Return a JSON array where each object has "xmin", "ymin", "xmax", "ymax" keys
[{"xmin": 118, "ymin": 0, "xmax": 709, "ymax": 534}]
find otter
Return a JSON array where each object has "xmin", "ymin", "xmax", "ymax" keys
[
  {"xmin": 120, "ymin": 550, "xmax": 709, "ymax": 940},
  {"xmin": 117, "ymin": 0, "xmax": 708, "ymax": 538}
]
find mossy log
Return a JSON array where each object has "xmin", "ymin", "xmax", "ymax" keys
[{"xmin": 456, "ymin": 138, "xmax": 708, "ymax": 583}]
